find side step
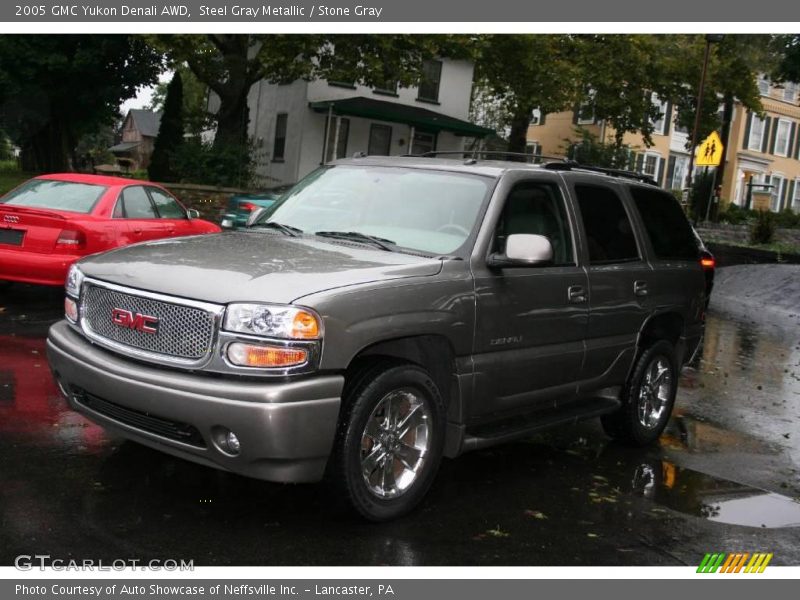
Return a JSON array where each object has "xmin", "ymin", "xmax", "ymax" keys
[{"xmin": 460, "ymin": 397, "xmax": 621, "ymax": 453}]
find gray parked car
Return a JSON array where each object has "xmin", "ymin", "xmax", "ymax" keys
[{"xmin": 46, "ymin": 156, "xmax": 712, "ymax": 521}]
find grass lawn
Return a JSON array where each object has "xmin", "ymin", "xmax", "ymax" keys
[{"xmin": 0, "ymin": 161, "xmax": 34, "ymax": 195}]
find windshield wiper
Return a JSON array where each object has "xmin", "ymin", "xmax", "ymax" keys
[
  {"xmin": 251, "ymin": 221, "xmax": 303, "ymax": 237},
  {"xmin": 314, "ymin": 231, "xmax": 397, "ymax": 252}
]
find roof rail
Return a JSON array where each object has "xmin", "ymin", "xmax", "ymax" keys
[
  {"xmin": 414, "ymin": 150, "xmax": 569, "ymax": 164},
  {"xmin": 543, "ymin": 162, "xmax": 657, "ymax": 185}
]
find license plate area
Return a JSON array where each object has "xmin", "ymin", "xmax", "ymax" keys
[{"xmin": 0, "ymin": 228, "xmax": 24, "ymax": 246}]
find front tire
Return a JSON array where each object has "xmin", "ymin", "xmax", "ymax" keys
[
  {"xmin": 330, "ymin": 361, "xmax": 446, "ymax": 521},
  {"xmin": 601, "ymin": 340, "xmax": 678, "ymax": 446}
]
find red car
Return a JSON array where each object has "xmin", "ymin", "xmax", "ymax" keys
[{"xmin": 0, "ymin": 173, "xmax": 220, "ymax": 286}]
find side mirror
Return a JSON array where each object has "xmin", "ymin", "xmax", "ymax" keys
[
  {"xmin": 186, "ymin": 208, "xmax": 200, "ymax": 219},
  {"xmin": 245, "ymin": 207, "xmax": 269, "ymax": 228},
  {"xmin": 487, "ymin": 233, "xmax": 553, "ymax": 268}
]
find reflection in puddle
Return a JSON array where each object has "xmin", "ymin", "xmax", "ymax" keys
[{"xmin": 631, "ymin": 460, "xmax": 800, "ymax": 528}]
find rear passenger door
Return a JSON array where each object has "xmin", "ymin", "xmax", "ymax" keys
[
  {"xmin": 471, "ymin": 175, "xmax": 588, "ymax": 420},
  {"xmin": 570, "ymin": 180, "xmax": 654, "ymax": 392},
  {"xmin": 113, "ymin": 185, "xmax": 166, "ymax": 242}
]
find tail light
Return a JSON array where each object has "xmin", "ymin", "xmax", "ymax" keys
[
  {"xmin": 55, "ymin": 229, "xmax": 86, "ymax": 252},
  {"xmin": 240, "ymin": 202, "xmax": 258, "ymax": 212},
  {"xmin": 700, "ymin": 254, "xmax": 715, "ymax": 270}
]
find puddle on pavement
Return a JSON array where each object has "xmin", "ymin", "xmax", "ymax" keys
[{"xmin": 629, "ymin": 459, "xmax": 800, "ymax": 528}]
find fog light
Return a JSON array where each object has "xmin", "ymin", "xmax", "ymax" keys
[
  {"xmin": 227, "ymin": 342, "xmax": 308, "ymax": 368},
  {"xmin": 225, "ymin": 431, "xmax": 241, "ymax": 454},
  {"xmin": 64, "ymin": 297, "xmax": 78, "ymax": 322}
]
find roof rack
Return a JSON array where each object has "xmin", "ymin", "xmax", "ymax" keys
[
  {"xmin": 543, "ymin": 162, "xmax": 657, "ymax": 185},
  {"xmin": 414, "ymin": 150, "xmax": 569, "ymax": 164}
]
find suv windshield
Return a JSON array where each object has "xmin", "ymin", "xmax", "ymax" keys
[
  {"xmin": 1, "ymin": 179, "xmax": 106, "ymax": 214},
  {"xmin": 255, "ymin": 165, "xmax": 492, "ymax": 255}
]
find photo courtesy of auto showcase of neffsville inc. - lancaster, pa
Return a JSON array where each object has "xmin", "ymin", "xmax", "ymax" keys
[{"xmin": 0, "ymin": 0, "xmax": 799, "ymax": 596}]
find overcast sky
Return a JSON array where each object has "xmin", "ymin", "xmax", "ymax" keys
[{"xmin": 120, "ymin": 72, "xmax": 172, "ymax": 115}]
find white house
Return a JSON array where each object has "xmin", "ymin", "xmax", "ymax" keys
[{"xmin": 245, "ymin": 58, "xmax": 493, "ymax": 186}]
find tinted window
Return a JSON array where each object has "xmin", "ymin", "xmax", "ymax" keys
[
  {"xmin": 2, "ymin": 179, "xmax": 105, "ymax": 214},
  {"xmin": 575, "ymin": 185, "xmax": 639, "ymax": 264},
  {"xmin": 629, "ymin": 186, "xmax": 699, "ymax": 261},
  {"xmin": 495, "ymin": 182, "xmax": 574, "ymax": 265},
  {"xmin": 149, "ymin": 188, "xmax": 186, "ymax": 219},
  {"xmin": 273, "ymin": 113, "xmax": 288, "ymax": 160},
  {"xmin": 121, "ymin": 186, "xmax": 157, "ymax": 219}
]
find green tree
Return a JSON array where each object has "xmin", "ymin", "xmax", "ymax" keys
[
  {"xmin": 149, "ymin": 64, "xmax": 212, "ymax": 137},
  {"xmin": 0, "ymin": 35, "xmax": 163, "ymax": 172},
  {"xmin": 148, "ymin": 72, "xmax": 185, "ymax": 182},
  {"xmin": 565, "ymin": 127, "xmax": 636, "ymax": 168},
  {"xmin": 772, "ymin": 34, "xmax": 800, "ymax": 89}
]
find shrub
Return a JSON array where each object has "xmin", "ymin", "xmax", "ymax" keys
[
  {"xmin": 774, "ymin": 208, "xmax": 800, "ymax": 229},
  {"xmin": 171, "ymin": 138, "xmax": 257, "ymax": 188},
  {"xmin": 750, "ymin": 210, "xmax": 776, "ymax": 245},
  {"xmin": 718, "ymin": 203, "xmax": 753, "ymax": 225}
]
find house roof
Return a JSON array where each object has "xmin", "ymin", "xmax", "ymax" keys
[
  {"xmin": 128, "ymin": 109, "xmax": 162, "ymax": 138},
  {"xmin": 309, "ymin": 96, "xmax": 494, "ymax": 138},
  {"xmin": 108, "ymin": 141, "xmax": 141, "ymax": 153}
]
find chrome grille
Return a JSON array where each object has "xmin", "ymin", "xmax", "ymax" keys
[{"xmin": 82, "ymin": 283, "xmax": 216, "ymax": 360}]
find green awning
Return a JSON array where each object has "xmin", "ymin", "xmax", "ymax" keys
[{"xmin": 309, "ymin": 96, "xmax": 494, "ymax": 138}]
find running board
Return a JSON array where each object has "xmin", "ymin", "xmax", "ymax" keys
[{"xmin": 460, "ymin": 397, "xmax": 621, "ymax": 453}]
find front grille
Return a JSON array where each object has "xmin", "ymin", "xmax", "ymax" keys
[
  {"xmin": 73, "ymin": 387, "xmax": 206, "ymax": 448},
  {"xmin": 82, "ymin": 284, "xmax": 216, "ymax": 361}
]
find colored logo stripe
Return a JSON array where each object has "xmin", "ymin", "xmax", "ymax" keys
[{"xmin": 697, "ymin": 552, "xmax": 772, "ymax": 573}]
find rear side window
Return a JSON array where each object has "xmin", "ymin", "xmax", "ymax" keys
[
  {"xmin": 1, "ymin": 179, "xmax": 105, "ymax": 214},
  {"xmin": 148, "ymin": 188, "xmax": 186, "ymax": 219},
  {"xmin": 629, "ymin": 186, "xmax": 699, "ymax": 261},
  {"xmin": 119, "ymin": 186, "xmax": 157, "ymax": 219},
  {"xmin": 574, "ymin": 184, "xmax": 639, "ymax": 264}
]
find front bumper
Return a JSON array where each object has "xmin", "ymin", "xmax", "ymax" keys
[{"xmin": 46, "ymin": 320, "xmax": 344, "ymax": 483}]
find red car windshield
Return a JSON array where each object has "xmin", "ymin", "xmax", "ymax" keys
[{"xmin": 1, "ymin": 179, "xmax": 107, "ymax": 214}]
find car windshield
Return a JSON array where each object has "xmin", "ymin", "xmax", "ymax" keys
[
  {"xmin": 1, "ymin": 179, "xmax": 106, "ymax": 214},
  {"xmin": 255, "ymin": 165, "xmax": 492, "ymax": 255}
]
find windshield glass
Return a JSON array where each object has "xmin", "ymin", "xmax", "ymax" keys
[
  {"xmin": 258, "ymin": 166, "xmax": 492, "ymax": 255},
  {"xmin": 1, "ymin": 179, "xmax": 106, "ymax": 214}
]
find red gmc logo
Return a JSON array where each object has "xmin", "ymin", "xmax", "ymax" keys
[{"xmin": 111, "ymin": 308, "xmax": 159, "ymax": 334}]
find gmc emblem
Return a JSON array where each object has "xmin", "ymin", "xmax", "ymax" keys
[
  {"xmin": 3, "ymin": 215, "xmax": 20, "ymax": 224},
  {"xmin": 111, "ymin": 308, "xmax": 160, "ymax": 334}
]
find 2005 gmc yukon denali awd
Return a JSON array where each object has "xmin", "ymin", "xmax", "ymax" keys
[{"xmin": 47, "ymin": 156, "xmax": 714, "ymax": 521}]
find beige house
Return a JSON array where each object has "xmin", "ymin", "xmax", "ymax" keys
[{"xmin": 527, "ymin": 77, "xmax": 800, "ymax": 212}]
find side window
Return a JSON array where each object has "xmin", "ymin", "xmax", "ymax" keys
[
  {"xmin": 629, "ymin": 186, "xmax": 699, "ymax": 261},
  {"xmin": 575, "ymin": 184, "xmax": 639, "ymax": 264},
  {"xmin": 494, "ymin": 181, "xmax": 574, "ymax": 266},
  {"xmin": 119, "ymin": 186, "xmax": 157, "ymax": 219},
  {"xmin": 148, "ymin": 188, "xmax": 186, "ymax": 219}
]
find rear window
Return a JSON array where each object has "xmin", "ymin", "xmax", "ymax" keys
[
  {"xmin": 1, "ymin": 179, "xmax": 106, "ymax": 214},
  {"xmin": 629, "ymin": 186, "xmax": 699, "ymax": 261}
]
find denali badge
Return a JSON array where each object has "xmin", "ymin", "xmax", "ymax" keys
[
  {"xmin": 111, "ymin": 308, "xmax": 159, "ymax": 334},
  {"xmin": 3, "ymin": 215, "xmax": 20, "ymax": 224}
]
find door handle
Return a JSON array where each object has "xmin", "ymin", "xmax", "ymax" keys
[
  {"xmin": 568, "ymin": 285, "xmax": 587, "ymax": 303},
  {"xmin": 634, "ymin": 280, "xmax": 649, "ymax": 297}
]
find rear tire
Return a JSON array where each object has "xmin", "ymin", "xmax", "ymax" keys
[
  {"xmin": 330, "ymin": 361, "xmax": 446, "ymax": 521},
  {"xmin": 601, "ymin": 340, "xmax": 677, "ymax": 446}
]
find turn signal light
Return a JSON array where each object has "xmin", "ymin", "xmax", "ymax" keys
[
  {"xmin": 292, "ymin": 310, "xmax": 320, "ymax": 339},
  {"xmin": 64, "ymin": 297, "xmax": 78, "ymax": 322},
  {"xmin": 700, "ymin": 257, "xmax": 715, "ymax": 269},
  {"xmin": 227, "ymin": 342, "xmax": 308, "ymax": 368}
]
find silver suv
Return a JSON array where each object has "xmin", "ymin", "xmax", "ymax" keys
[{"xmin": 47, "ymin": 156, "xmax": 712, "ymax": 521}]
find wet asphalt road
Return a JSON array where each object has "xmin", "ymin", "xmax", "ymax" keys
[{"xmin": 0, "ymin": 283, "xmax": 799, "ymax": 566}]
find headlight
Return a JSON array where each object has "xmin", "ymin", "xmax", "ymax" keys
[
  {"xmin": 65, "ymin": 264, "xmax": 84, "ymax": 298},
  {"xmin": 223, "ymin": 303, "xmax": 321, "ymax": 340}
]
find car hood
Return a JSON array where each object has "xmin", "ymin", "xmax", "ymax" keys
[{"xmin": 77, "ymin": 232, "xmax": 444, "ymax": 305}]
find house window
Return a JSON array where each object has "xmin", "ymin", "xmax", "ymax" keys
[
  {"xmin": 576, "ymin": 102, "xmax": 595, "ymax": 125},
  {"xmin": 373, "ymin": 78, "xmax": 398, "ymax": 96},
  {"xmin": 774, "ymin": 119, "xmax": 792, "ymax": 156},
  {"xmin": 758, "ymin": 75, "xmax": 770, "ymax": 96},
  {"xmin": 529, "ymin": 108, "xmax": 543, "ymax": 126},
  {"xmin": 642, "ymin": 153, "xmax": 660, "ymax": 178},
  {"xmin": 417, "ymin": 60, "xmax": 442, "ymax": 103},
  {"xmin": 784, "ymin": 82, "xmax": 798, "ymax": 103},
  {"xmin": 771, "ymin": 175, "xmax": 786, "ymax": 212},
  {"xmin": 651, "ymin": 94, "xmax": 669, "ymax": 135},
  {"xmin": 272, "ymin": 113, "xmax": 288, "ymax": 161},
  {"xmin": 411, "ymin": 131, "xmax": 435, "ymax": 155},
  {"xmin": 525, "ymin": 142, "xmax": 541, "ymax": 156},
  {"xmin": 794, "ymin": 178, "xmax": 800, "ymax": 211},
  {"xmin": 670, "ymin": 155, "xmax": 689, "ymax": 190},
  {"xmin": 367, "ymin": 124, "xmax": 392, "ymax": 156},
  {"xmin": 323, "ymin": 116, "xmax": 350, "ymax": 162},
  {"xmin": 748, "ymin": 114, "xmax": 766, "ymax": 152}
]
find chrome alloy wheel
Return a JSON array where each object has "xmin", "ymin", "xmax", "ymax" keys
[
  {"xmin": 637, "ymin": 356, "xmax": 673, "ymax": 429},
  {"xmin": 360, "ymin": 388, "xmax": 431, "ymax": 499}
]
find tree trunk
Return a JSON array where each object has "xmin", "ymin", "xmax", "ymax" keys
[
  {"xmin": 213, "ymin": 89, "xmax": 250, "ymax": 152},
  {"xmin": 507, "ymin": 105, "xmax": 534, "ymax": 158},
  {"xmin": 20, "ymin": 118, "xmax": 73, "ymax": 172}
]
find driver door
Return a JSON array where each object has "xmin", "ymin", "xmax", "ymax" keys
[{"xmin": 470, "ymin": 177, "xmax": 588, "ymax": 421}]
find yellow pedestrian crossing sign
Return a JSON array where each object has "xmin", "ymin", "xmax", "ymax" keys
[{"xmin": 696, "ymin": 131, "xmax": 724, "ymax": 167}]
